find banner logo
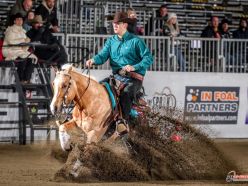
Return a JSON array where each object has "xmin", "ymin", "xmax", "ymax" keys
[
  {"xmin": 226, "ymin": 171, "xmax": 248, "ymax": 183},
  {"xmin": 147, "ymin": 87, "xmax": 176, "ymax": 113},
  {"xmin": 184, "ymin": 86, "xmax": 240, "ymax": 124}
]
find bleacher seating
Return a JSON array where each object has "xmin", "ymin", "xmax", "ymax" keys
[
  {"xmin": 0, "ymin": 0, "xmax": 248, "ymax": 37},
  {"xmin": 0, "ymin": 0, "xmax": 16, "ymax": 38}
]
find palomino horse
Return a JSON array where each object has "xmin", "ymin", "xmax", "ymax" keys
[{"xmin": 50, "ymin": 65, "xmax": 113, "ymax": 150}]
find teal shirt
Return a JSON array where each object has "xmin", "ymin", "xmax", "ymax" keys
[{"xmin": 93, "ymin": 31, "xmax": 153, "ymax": 76}]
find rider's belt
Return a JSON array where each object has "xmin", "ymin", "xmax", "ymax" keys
[{"xmin": 129, "ymin": 72, "xmax": 144, "ymax": 81}]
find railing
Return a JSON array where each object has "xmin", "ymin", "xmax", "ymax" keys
[
  {"xmin": 221, "ymin": 38, "xmax": 248, "ymax": 73},
  {"xmin": 56, "ymin": 0, "xmax": 132, "ymax": 34},
  {"xmin": 54, "ymin": 0, "xmax": 240, "ymax": 37},
  {"xmin": 173, "ymin": 37, "xmax": 221, "ymax": 72},
  {"xmin": 0, "ymin": 62, "xmax": 27, "ymax": 144},
  {"xmin": 54, "ymin": 33, "xmax": 248, "ymax": 73}
]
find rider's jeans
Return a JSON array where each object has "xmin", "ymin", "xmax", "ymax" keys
[{"xmin": 119, "ymin": 78, "xmax": 142, "ymax": 121}]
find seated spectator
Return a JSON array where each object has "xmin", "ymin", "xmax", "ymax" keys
[
  {"xmin": 3, "ymin": 13, "xmax": 37, "ymax": 84},
  {"xmin": 145, "ymin": 4, "xmax": 168, "ymax": 36},
  {"xmin": 27, "ymin": 15, "xmax": 67, "ymax": 68},
  {"xmin": 6, "ymin": 0, "xmax": 33, "ymax": 26},
  {"xmin": 35, "ymin": 0, "xmax": 59, "ymax": 33},
  {"xmin": 163, "ymin": 13, "xmax": 186, "ymax": 72},
  {"xmin": 23, "ymin": 11, "xmax": 35, "ymax": 32}
]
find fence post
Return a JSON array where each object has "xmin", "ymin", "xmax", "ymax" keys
[
  {"xmin": 171, "ymin": 37, "xmax": 177, "ymax": 72},
  {"xmin": 220, "ymin": 39, "xmax": 226, "ymax": 73}
]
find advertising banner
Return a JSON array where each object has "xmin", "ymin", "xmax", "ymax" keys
[
  {"xmin": 89, "ymin": 70, "xmax": 248, "ymax": 138},
  {"xmin": 184, "ymin": 86, "xmax": 240, "ymax": 124}
]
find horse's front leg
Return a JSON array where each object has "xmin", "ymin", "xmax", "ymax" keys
[{"xmin": 58, "ymin": 119, "xmax": 77, "ymax": 151}]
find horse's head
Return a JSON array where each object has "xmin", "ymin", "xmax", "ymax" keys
[{"xmin": 50, "ymin": 66, "xmax": 77, "ymax": 115}]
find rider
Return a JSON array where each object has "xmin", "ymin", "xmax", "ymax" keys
[{"xmin": 86, "ymin": 11, "xmax": 153, "ymax": 125}]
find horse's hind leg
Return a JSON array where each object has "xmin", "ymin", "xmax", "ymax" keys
[
  {"xmin": 58, "ymin": 120, "xmax": 77, "ymax": 151},
  {"xmin": 86, "ymin": 126, "xmax": 108, "ymax": 144}
]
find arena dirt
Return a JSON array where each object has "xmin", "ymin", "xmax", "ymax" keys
[
  {"xmin": 0, "ymin": 140, "xmax": 247, "ymax": 185},
  {"xmin": 0, "ymin": 112, "xmax": 247, "ymax": 186},
  {"xmin": 53, "ymin": 112, "xmax": 238, "ymax": 183}
]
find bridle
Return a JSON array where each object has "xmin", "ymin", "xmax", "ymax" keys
[{"xmin": 54, "ymin": 67, "xmax": 91, "ymax": 123}]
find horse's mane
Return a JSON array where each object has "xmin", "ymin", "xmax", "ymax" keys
[{"xmin": 61, "ymin": 64, "xmax": 97, "ymax": 81}]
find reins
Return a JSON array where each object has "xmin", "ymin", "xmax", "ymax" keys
[{"xmin": 55, "ymin": 66, "xmax": 91, "ymax": 123}]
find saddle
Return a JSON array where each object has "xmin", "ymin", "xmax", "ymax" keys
[{"xmin": 102, "ymin": 73, "xmax": 149, "ymax": 136}]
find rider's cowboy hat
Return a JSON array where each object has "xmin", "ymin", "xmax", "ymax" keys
[
  {"xmin": 30, "ymin": 15, "xmax": 45, "ymax": 24},
  {"xmin": 112, "ymin": 12, "xmax": 136, "ymax": 24}
]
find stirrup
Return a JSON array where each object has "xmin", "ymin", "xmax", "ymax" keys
[{"xmin": 116, "ymin": 119, "xmax": 129, "ymax": 136}]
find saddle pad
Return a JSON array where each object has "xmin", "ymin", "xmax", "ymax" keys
[{"xmin": 102, "ymin": 82, "xmax": 116, "ymax": 110}]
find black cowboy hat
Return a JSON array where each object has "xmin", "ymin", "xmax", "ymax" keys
[{"xmin": 112, "ymin": 11, "xmax": 136, "ymax": 24}]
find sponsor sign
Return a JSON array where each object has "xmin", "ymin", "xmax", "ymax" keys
[
  {"xmin": 184, "ymin": 86, "xmax": 240, "ymax": 124},
  {"xmin": 146, "ymin": 87, "xmax": 176, "ymax": 113}
]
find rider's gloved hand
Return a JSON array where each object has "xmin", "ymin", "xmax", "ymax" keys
[
  {"xmin": 123, "ymin": 65, "xmax": 135, "ymax": 72},
  {"xmin": 86, "ymin": 58, "xmax": 94, "ymax": 68}
]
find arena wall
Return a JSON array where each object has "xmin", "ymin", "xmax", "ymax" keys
[
  {"xmin": 2, "ymin": 69, "xmax": 248, "ymax": 140},
  {"xmin": 90, "ymin": 70, "xmax": 248, "ymax": 138}
]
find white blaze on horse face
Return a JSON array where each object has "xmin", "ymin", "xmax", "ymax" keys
[{"xmin": 50, "ymin": 76, "xmax": 62, "ymax": 115}]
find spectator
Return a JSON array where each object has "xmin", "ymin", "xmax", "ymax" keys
[
  {"xmin": 23, "ymin": 11, "xmax": 35, "ymax": 32},
  {"xmin": 233, "ymin": 18, "xmax": 248, "ymax": 39},
  {"xmin": 233, "ymin": 18, "xmax": 248, "ymax": 69},
  {"xmin": 145, "ymin": 4, "xmax": 168, "ymax": 36},
  {"xmin": 219, "ymin": 18, "xmax": 232, "ymax": 38},
  {"xmin": 27, "ymin": 15, "xmax": 67, "ymax": 68},
  {"xmin": 219, "ymin": 18, "xmax": 233, "ymax": 67},
  {"xmin": 163, "ymin": 13, "xmax": 186, "ymax": 71},
  {"xmin": 127, "ymin": 8, "xmax": 144, "ymax": 35},
  {"xmin": 6, "ymin": 0, "xmax": 33, "ymax": 26},
  {"xmin": 35, "ymin": 0, "xmax": 59, "ymax": 33},
  {"xmin": 201, "ymin": 16, "xmax": 221, "ymax": 71},
  {"xmin": 127, "ymin": 8, "xmax": 138, "ymax": 34},
  {"xmin": 3, "ymin": 13, "xmax": 37, "ymax": 83},
  {"xmin": 201, "ymin": 16, "xmax": 221, "ymax": 38}
]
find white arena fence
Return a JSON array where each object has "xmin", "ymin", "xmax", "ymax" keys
[{"xmin": 54, "ymin": 33, "xmax": 248, "ymax": 73}]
